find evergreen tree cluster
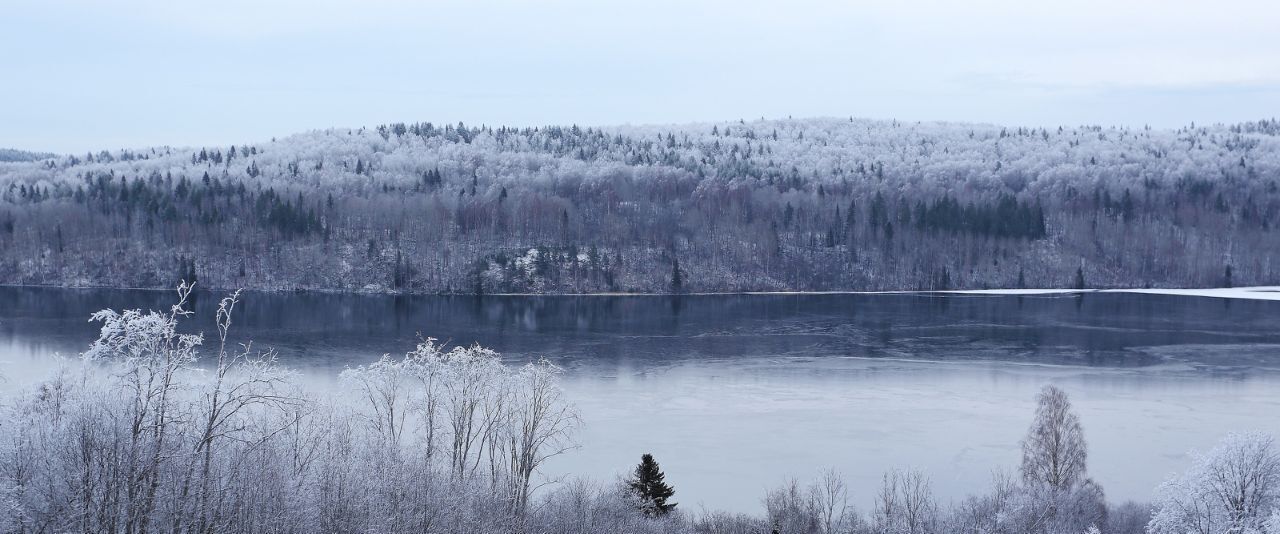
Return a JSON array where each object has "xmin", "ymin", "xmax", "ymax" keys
[{"xmin": 914, "ymin": 194, "xmax": 1047, "ymax": 239}]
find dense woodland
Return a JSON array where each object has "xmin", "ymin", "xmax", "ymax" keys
[
  {"xmin": 0, "ymin": 150, "xmax": 54, "ymax": 163},
  {"xmin": 3, "ymin": 287, "xmax": 1279, "ymax": 534},
  {"xmin": 2, "ymin": 117, "xmax": 1280, "ymax": 293}
]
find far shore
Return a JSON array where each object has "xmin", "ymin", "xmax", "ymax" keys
[{"xmin": 4, "ymin": 284, "xmax": 1280, "ymax": 301}]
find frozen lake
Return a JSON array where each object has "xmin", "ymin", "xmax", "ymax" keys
[{"xmin": 2, "ymin": 287, "xmax": 1279, "ymax": 512}]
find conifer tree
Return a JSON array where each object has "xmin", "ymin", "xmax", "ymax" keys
[
  {"xmin": 393, "ymin": 248, "xmax": 405, "ymax": 290},
  {"xmin": 670, "ymin": 258, "xmax": 683, "ymax": 293},
  {"xmin": 627, "ymin": 454, "xmax": 676, "ymax": 516}
]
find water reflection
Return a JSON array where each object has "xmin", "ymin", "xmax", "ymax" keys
[{"xmin": 6, "ymin": 287, "xmax": 1278, "ymax": 372}]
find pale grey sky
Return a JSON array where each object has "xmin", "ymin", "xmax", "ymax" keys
[{"xmin": 4, "ymin": 0, "xmax": 1279, "ymax": 153}]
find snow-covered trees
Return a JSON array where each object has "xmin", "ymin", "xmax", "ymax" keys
[
  {"xmin": 507, "ymin": 358, "xmax": 578, "ymax": 511},
  {"xmin": 945, "ymin": 470, "xmax": 1025, "ymax": 534},
  {"xmin": 3, "ymin": 116, "xmax": 1279, "ymax": 293},
  {"xmin": 1013, "ymin": 385, "xmax": 1107, "ymax": 534},
  {"xmin": 339, "ymin": 339, "xmax": 579, "ymax": 515},
  {"xmin": 943, "ymin": 386, "xmax": 1108, "ymax": 534},
  {"xmin": 755, "ymin": 471, "xmax": 862, "ymax": 534},
  {"xmin": 0, "ymin": 283, "xmax": 295, "ymax": 533},
  {"xmin": 0, "ymin": 286, "xmax": 579, "ymax": 533},
  {"xmin": 81, "ymin": 281, "xmax": 205, "ymax": 534},
  {"xmin": 874, "ymin": 468, "xmax": 939, "ymax": 534},
  {"xmin": 529, "ymin": 478, "xmax": 685, "ymax": 534},
  {"xmin": 1148, "ymin": 432, "xmax": 1280, "ymax": 534},
  {"xmin": 0, "ymin": 483, "xmax": 16, "ymax": 534}
]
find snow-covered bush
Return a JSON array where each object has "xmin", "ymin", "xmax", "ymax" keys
[
  {"xmin": 0, "ymin": 285, "xmax": 578, "ymax": 533},
  {"xmin": 0, "ymin": 481, "xmax": 19, "ymax": 534},
  {"xmin": 1148, "ymin": 432, "xmax": 1280, "ymax": 534}
]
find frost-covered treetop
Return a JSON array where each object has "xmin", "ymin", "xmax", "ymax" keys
[{"xmin": 4, "ymin": 116, "xmax": 1279, "ymax": 204}]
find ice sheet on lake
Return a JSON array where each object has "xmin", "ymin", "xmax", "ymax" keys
[
  {"xmin": 937, "ymin": 286, "xmax": 1280, "ymax": 301},
  {"xmin": 549, "ymin": 356, "xmax": 1280, "ymax": 513}
]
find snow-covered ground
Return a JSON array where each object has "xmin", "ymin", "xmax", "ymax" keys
[
  {"xmin": 561, "ymin": 286, "xmax": 1280, "ymax": 300},
  {"xmin": 938, "ymin": 286, "xmax": 1280, "ymax": 301},
  {"xmin": 1102, "ymin": 286, "xmax": 1280, "ymax": 300}
]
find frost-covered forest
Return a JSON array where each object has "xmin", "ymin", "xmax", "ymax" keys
[
  {"xmin": 0, "ymin": 150, "xmax": 54, "ymax": 164},
  {"xmin": 2, "ymin": 117, "xmax": 1280, "ymax": 293},
  {"xmin": 2, "ymin": 286, "xmax": 1280, "ymax": 534}
]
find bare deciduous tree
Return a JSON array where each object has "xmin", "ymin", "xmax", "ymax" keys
[
  {"xmin": 1021, "ymin": 385, "xmax": 1087, "ymax": 490},
  {"xmin": 875, "ymin": 468, "xmax": 937, "ymax": 534},
  {"xmin": 810, "ymin": 469, "xmax": 852, "ymax": 534}
]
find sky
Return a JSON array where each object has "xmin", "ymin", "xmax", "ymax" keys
[{"xmin": 3, "ymin": 0, "xmax": 1279, "ymax": 154}]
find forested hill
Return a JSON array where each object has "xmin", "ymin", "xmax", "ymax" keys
[
  {"xmin": 2, "ymin": 117, "xmax": 1279, "ymax": 293},
  {"xmin": 0, "ymin": 148, "xmax": 56, "ymax": 163}
]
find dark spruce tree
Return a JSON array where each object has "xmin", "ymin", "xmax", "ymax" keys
[
  {"xmin": 1074, "ymin": 266, "xmax": 1086, "ymax": 290},
  {"xmin": 670, "ymin": 258, "xmax": 683, "ymax": 293},
  {"xmin": 176, "ymin": 256, "xmax": 198, "ymax": 287},
  {"xmin": 392, "ymin": 248, "xmax": 406, "ymax": 290},
  {"xmin": 627, "ymin": 453, "xmax": 676, "ymax": 517},
  {"xmin": 936, "ymin": 267, "xmax": 951, "ymax": 291}
]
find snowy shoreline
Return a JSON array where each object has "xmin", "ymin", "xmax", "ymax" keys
[
  {"xmin": 5, "ymin": 283, "xmax": 1280, "ymax": 301},
  {"xmin": 935, "ymin": 286, "xmax": 1280, "ymax": 301}
]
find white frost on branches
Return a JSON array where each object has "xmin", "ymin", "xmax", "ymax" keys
[{"xmin": 1149, "ymin": 432, "xmax": 1280, "ymax": 534}]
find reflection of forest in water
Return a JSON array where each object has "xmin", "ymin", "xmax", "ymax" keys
[{"xmin": 3, "ymin": 287, "xmax": 1278, "ymax": 373}]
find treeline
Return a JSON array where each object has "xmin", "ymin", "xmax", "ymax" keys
[
  {"xmin": 3, "ymin": 287, "xmax": 1279, "ymax": 534},
  {"xmin": 0, "ymin": 148, "xmax": 54, "ymax": 163},
  {"xmin": 1, "ymin": 116, "xmax": 1278, "ymax": 292}
]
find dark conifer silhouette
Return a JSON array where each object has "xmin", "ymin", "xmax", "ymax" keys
[
  {"xmin": 627, "ymin": 453, "xmax": 676, "ymax": 516},
  {"xmin": 670, "ymin": 258, "xmax": 683, "ymax": 293}
]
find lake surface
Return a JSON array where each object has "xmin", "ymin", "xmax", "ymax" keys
[{"xmin": 3, "ymin": 287, "xmax": 1280, "ymax": 512}]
